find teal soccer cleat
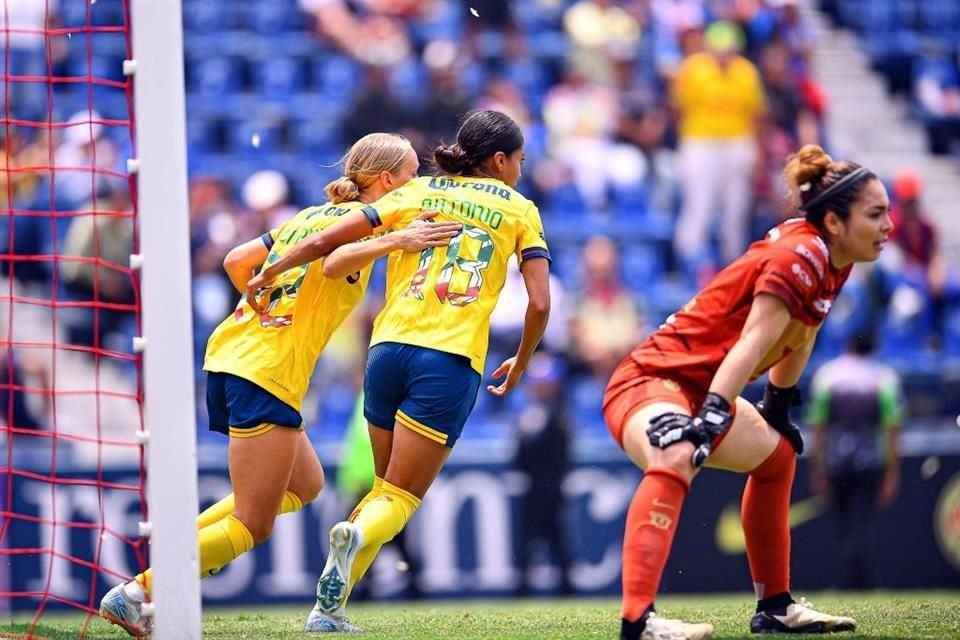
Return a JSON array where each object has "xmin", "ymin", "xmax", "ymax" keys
[
  {"xmin": 99, "ymin": 582, "xmax": 150, "ymax": 637},
  {"xmin": 314, "ymin": 521, "xmax": 362, "ymax": 615},
  {"xmin": 304, "ymin": 606, "xmax": 363, "ymax": 633}
]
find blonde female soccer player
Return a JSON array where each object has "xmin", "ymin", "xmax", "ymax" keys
[
  {"xmin": 98, "ymin": 133, "xmax": 459, "ymax": 636},
  {"xmin": 604, "ymin": 145, "xmax": 891, "ymax": 639},
  {"xmin": 242, "ymin": 110, "xmax": 551, "ymax": 632}
]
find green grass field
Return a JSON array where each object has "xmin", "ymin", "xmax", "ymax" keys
[{"xmin": 3, "ymin": 592, "xmax": 958, "ymax": 639}]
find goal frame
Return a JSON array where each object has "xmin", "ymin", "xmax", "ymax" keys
[{"xmin": 130, "ymin": 0, "xmax": 202, "ymax": 637}]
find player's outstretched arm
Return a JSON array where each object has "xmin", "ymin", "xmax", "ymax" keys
[
  {"xmin": 245, "ymin": 211, "xmax": 375, "ymax": 312},
  {"xmin": 487, "ymin": 257, "xmax": 550, "ymax": 397},
  {"xmin": 708, "ymin": 293, "xmax": 792, "ymax": 405},
  {"xmin": 322, "ymin": 212, "xmax": 461, "ymax": 279},
  {"xmin": 223, "ymin": 237, "xmax": 269, "ymax": 293}
]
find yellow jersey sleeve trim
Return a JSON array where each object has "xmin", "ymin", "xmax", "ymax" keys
[{"xmin": 395, "ymin": 410, "xmax": 448, "ymax": 445}]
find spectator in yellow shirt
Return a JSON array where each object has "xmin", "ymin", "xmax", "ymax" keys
[{"xmin": 671, "ymin": 21, "xmax": 766, "ymax": 272}]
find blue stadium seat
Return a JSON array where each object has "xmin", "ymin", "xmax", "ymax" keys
[
  {"xmin": 189, "ymin": 56, "xmax": 245, "ymax": 95},
  {"xmin": 187, "ymin": 117, "xmax": 220, "ymax": 155},
  {"xmin": 621, "ymin": 242, "xmax": 665, "ymax": 289},
  {"xmin": 289, "ymin": 118, "xmax": 342, "ymax": 155},
  {"xmin": 944, "ymin": 304, "xmax": 960, "ymax": 356},
  {"xmin": 549, "ymin": 245, "xmax": 582, "ymax": 291},
  {"xmin": 227, "ymin": 118, "xmax": 284, "ymax": 155},
  {"xmin": 543, "ymin": 183, "xmax": 585, "ymax": 218},
  {"xmin": 246, "ymin": 0, "xmax": 310, "ymax": 34},
  {"xmin": 312, "ymin": 55, "xmax": 361, "ymax": 98},
  {"xmin": 568, "ymin": 376, "xmax": 606, "ymax": 433},
  {"xmin": 250, "ymin": 56, "xmax": 307, "ymax": 99}
]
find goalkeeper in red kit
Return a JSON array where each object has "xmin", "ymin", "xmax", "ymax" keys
[{"xmin": 604, "ymin": 145, "xmax": 893, "ymax": 639}]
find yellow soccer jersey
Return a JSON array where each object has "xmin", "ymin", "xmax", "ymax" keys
[
  {"xmin": 360, "ymin": 175, "xmax": 550, "ymax": 374},
  {"xmin": 203, "ymin": 201, "xmax": 373, "ymax": 411}
]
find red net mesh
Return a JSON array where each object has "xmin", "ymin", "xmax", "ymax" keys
[{"xmin": 0, "ymin": 0, "xmax": 147, "ymax": 637}]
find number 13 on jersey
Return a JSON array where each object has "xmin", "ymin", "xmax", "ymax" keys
[{"xmin": 405, "ymin": 224, "xmax": 494, "ymax": 307}]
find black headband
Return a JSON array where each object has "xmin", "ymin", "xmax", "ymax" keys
[{"xmin": 799, "ymin": 166, "xmax": 871, "ymax": 212}]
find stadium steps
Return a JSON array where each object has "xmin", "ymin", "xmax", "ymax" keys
[{"xmin": 807, "ymin": 3, "xmax": 960, "ymax": 263}]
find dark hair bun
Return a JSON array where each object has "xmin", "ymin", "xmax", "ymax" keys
[{"xmin": 433, "ymin": 143, "xmax": 472, "ymax": 175}]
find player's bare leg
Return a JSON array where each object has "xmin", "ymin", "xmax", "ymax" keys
[
  {"xmin": 285, "ymin": 430, "xmax": 325, "ymax": 505},
  {"xmin": 229, "ymin": 426, "xmax": 301, "ymax": 544}
]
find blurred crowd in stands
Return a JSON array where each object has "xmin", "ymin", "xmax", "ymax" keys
[{"xmin": 2, "ymin": 0, "xmax": 959, "ymax": 446}]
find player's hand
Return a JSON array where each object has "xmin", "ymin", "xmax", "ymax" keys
[
  {"xmin": 647, "ymin": 393, "xmax": 733, "ymax": 468},
  {"xmin": 245, "ymin": 271, "xmax": 275, "ymax": 314},
  {"xmin": 395, "ymin": 215, "xmax": 461, "ymax": 251},
  {"xmin": 755, "ymin": 383, "xmax": 804, "ymax": 454},
  {"xmin": 486, "ymin": 356, "xmax": 523, "ymax": 397}
]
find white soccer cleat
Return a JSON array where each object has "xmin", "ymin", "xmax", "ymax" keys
[
  {"xmin": 622, "ymin": 612, "xmax": 713, "ymax": 640},
  {"xmin": 643, "ymin": 613, "xmax": 714, "ymax": 640},
  {"xmin": 99, "ymin": 582, "xmax": 150, "ymax": 637},
  {"xmin": 314, "ymin": 521, "xmax": 362, "ymax": 615},
  {"xmin": 750, "ymin": 598, "xmax": 856, "ymax": 634},
  {"xmin": 304, "ymin": 605, "xmax": 363, "ymax": 633}
]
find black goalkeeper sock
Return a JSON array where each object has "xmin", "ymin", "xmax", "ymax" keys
[
  {"xmin": 756, "ymin": 591, "xmax": 795, "ymax": 613},
  {"xmin": 621, "ymin": 605, "xmax": 655, "ymax": 640}
]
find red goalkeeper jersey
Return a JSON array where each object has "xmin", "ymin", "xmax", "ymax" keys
[{"xmin": 631, "ymin": 218, "xmax": 852, "ymax": 396}]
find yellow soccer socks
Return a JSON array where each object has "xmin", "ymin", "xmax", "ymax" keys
[
  {"xmin": 134, "ymin": 490, "xmax": 305, "ymax": 596},
  {"xmin": 198, "ymin": 514, "xmax": 255, "ymax": 579},
  {"xmin": 348, "ymin": 480, "xmax": 421, "ymax": 589},
  {"xmin": 197, "ymin": 490, "xmax": 304, "ymax": 530}
]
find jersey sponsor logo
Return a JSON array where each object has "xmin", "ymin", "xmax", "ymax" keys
[
  {"xmin": 792, "ymin": 263, "xmax": 813, "ymax": 289},
  {"xmin": 428, "ymin": 176, "xmax": 513, "ymax": 200},
  {"xmin": 795, "ymin": 243, "xmax": 825, "ymax": 279},
  {"xmin": 813, "ymin": 298, "xmax": 833, "ymax": 314}
]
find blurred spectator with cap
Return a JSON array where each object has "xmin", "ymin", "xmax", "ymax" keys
[
  {"xmin": 888, "ymin": 169, "xmax": 948, "ymax": 341},
  {"xmin": 511, "ymin": 351, "xmax": 573, "ymax": 597},
  {"xmin": 671, "ymin": 20, "xmax": 765, "ymax": 275}
]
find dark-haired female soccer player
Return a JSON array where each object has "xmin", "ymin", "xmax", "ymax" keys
[
  {"xmin": 243, "ymin": 110, "xmax": 551, "ymax": 632},
  {"xmin": 98, "ymin": 133, "xmax": 460, "ymax": 636},
  {"xmin": 604, "ymin": 145, "xmax": 891, "ymax": 639}
]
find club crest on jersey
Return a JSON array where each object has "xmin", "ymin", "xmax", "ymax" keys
[
  {"xmin": 791, "ymin": 263, "xmax": 813, "ymax": 288},
  {"xmin": 813, "ymin": 298, "xmax": 833, "ymax": 314}
]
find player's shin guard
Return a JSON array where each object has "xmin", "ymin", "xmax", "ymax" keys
[
  {"xmin": 132, "ymin": 513, "xmax": 255, "ymax": 595},
  {"xmin": 348, "ymin": 476, "xmax": 384, "ymax": 523},
  {"xmin": 742, "ymin": 436, "xmax": 796, "ymax": 602},
  {"xmin": 621, "ymin": 468, "xmax": 689, "ymax": 623},
  {"xmin": 198, "ymin": 514, "xmax": 255, "ymax": 579},
  {"xmin": 352, "ymin": 480, "xmax": 421, "ymax": 549},
  {"xmin": 343, "ymin": 476, "xmax": 387, "ymax": 601}
]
